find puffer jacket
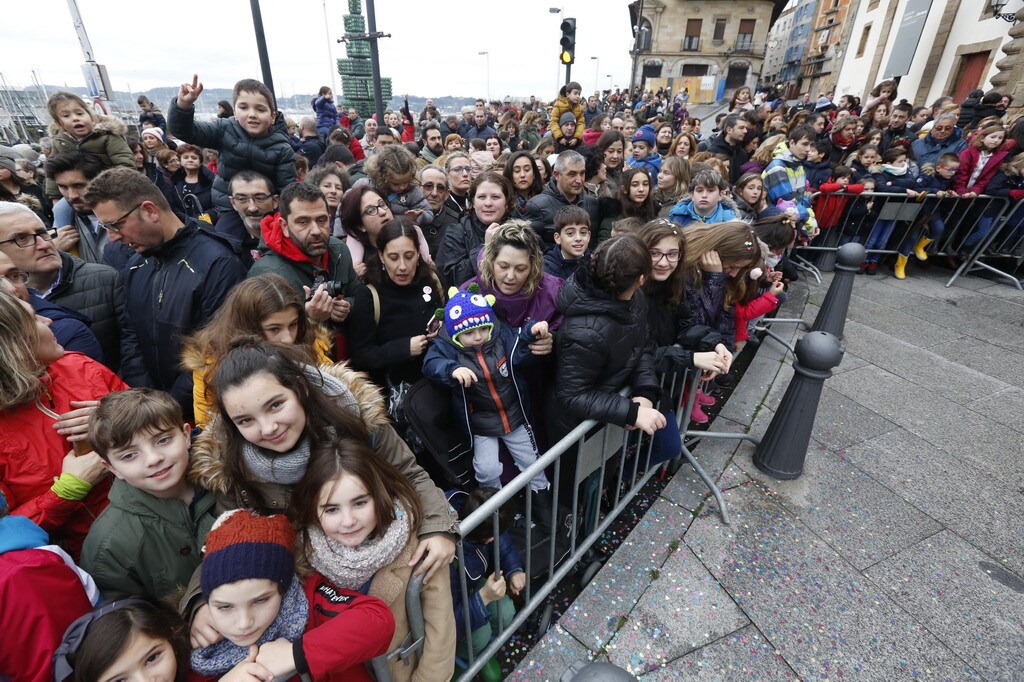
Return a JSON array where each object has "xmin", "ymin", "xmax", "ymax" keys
[
  {"xmin": 118, "ymin": 221, "xmax": 246, "ymax": 412},
  {"xmin": 187, "ymin": 362, "xmax": 460, "ymax": 538},
  {"xmin": 551, "ymin": 266, "xmax": 660, "ymax": 438},
  {"xmin": 79, "ymin": 478, "xmax": 217, "ymax": 601},
  {"xmin": 524, "ymin": 178, "xmax": 600, "ymax": 246},
  {"xmin": 436, "ymin": 212, "xmax": 489, "ymax": 288},
  {"xmin": 549, "ymin": 95, "xmax": 584, "ymax": 141},
  {"xmin": 47, "ymin": 251, "xmax": 126, "ymax": 372},
  {"xmin": 422, "ymin": 319, "xmax": 539, "ymax": 438},
  {"xmin": 45, "ymin": 116, "xmax": 136, "ymax": 199},
  {"xmin": 0, "ymin": 352, "xmax": 127, "ymax": 560},
  {"xmin": 167, "ymin": 98, "xmax": 296, "ymax": 213},
  {"xmin": 911, "ymin": 128, "xmax": 967, "ymax": 167},
  {"xmin": 313, "ymin": 95, "xmax": 339, "ymax": 133}
]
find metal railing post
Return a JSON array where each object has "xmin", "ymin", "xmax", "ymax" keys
[
  {"xmin": 752, "ymin": 331, "xmax": 844, "ymax": 480},
  {"xmin": 811, "ymin": 242, "xmax": 864, "ymax": 338}
]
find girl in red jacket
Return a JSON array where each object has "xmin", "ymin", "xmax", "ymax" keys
[
  {"xmin": 954, "ymin": 124, "xmax": 1012, "ymax": 253},
  {"xmin": 190, "ymin": 510, "xmax": 395, "ymax": 682}
]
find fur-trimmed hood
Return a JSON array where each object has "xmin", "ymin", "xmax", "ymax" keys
[
  {"xmin": 49, "ymin": 115, "xmax": 128, "ymax": 139},
  {"xmin": 188, "ymin": 362, "xmax": 390, "ymax": 498}
]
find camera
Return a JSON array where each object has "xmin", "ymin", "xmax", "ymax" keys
[{"xmin": 309, "ymin": 275, "xmax": 344, "ymax": 299}]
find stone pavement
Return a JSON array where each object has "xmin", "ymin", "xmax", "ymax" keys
[{"xmin": 511, "ymin": 268, "xmax": 1024, "ymax": 681}]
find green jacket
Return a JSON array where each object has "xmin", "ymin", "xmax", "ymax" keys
[
  {"xmin": 80, "ymin": 478, "xmax": 217, "ymax": 601},
  {"xmin": 248, "ymin": 236, "xmax": 363, "ymax": 312}
]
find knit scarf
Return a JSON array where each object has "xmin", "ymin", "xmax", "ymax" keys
[
  {"xmin": 306, "ymin": 500, "xmax": 411, "ymax": 590},
  {"xmin": 190, "ymin": 576, "xmax": 308, "ymax": 675},
  {"xmin": 242, "ymin": 436, "xmax": 312, "ymax": 485},
  {"xmin": 240, "ymin": 366, "xmax": 360, "ymax": 485},
  {"xmin": 882, "ymin": 163, "xmax": 908, "ymax": 176}
]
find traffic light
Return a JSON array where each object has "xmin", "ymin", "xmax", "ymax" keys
[{"xmin": 560, "ymin": 18, "xmax": 576, "ymax": 65}]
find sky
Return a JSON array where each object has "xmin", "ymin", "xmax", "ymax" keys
[{"xmin": 1, "ymin": 0, "xmax": 637, "ymax": 101}]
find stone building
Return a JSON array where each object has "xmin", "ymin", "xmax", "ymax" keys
[
  {"xmin": 799, "ymin": 0, "xmax": 861, "ymax": 98},
  {"xmin": 629, "ymin": 0, "xmax": 788, "ymax": 103},
  {"xmin": 832, "ymin": 0, "xmax": 1017, "ymax": 107},
  {"xmin": 763, "ymin": 1, "xmax": 797, "ymax": 86}
]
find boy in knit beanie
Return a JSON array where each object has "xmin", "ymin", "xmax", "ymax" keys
[
  {"xmin": 190, "ymin": 510, "xmax": 395, "ymax": 681},
  {"xmin": 422, "ymin": 286, "xmax": 553, "ymax": 520}
]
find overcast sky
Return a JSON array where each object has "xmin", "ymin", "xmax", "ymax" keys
[{"xmin": 1, "ymin": 0, "xmax": 637, "ymax": 100}]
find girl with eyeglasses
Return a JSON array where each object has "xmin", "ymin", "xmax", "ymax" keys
[{"xmin": 639, "ymin": 221, "xmax": 731, "ymax": 425}]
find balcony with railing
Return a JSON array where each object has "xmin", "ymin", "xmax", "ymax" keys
[
  {"xmin": 735, "ymin": 34, "xmax": 754, "ymax": 52},
  {"xmin": 681, "ymin": 36, "xmax": 701, "ymax": 51}
]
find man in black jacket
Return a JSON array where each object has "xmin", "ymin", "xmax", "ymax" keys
[
  {"xmin": 698, "ymin": 113, "xmax": 750, "ymax": 184},
  {"xmin": 524, "ymin": 150, "xmax": 600, "ymax": 245},
  {"xmin": 295, "ymin": 117, "xmax": 326, "ymax": 165},
  {"xmin": 85, "ymin": 167, "xmax": 246, "ymax": 419},
  {"xmin": 0, "ymin": 203, "xmax": 128, "ymax": 372}
]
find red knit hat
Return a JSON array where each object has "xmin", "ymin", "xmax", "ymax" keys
[{"xmin": 201, "ymin": 510, "xmax": 296, "ymax": 598}]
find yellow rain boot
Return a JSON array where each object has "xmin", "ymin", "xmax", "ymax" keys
[
  {"xmin": 894, "ymin": 254, "xmax": 908, "ymax": 280},
  {"xmin": 913, "ymin": 237, "xmax": 933, "ymax": 261}
]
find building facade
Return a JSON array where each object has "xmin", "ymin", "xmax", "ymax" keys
[
  {"xmin": 630, "ymin": 0, "xmax": 785, "ymax": 103},
  {"xmin": 778, "ymin": 0, "xmax": 820, "ymax": 98},
  {"xmin": 799, "ymin": 0, "xmax": 862, "ymax": 98},
  {"xmin": 763, "ymin": 1, "xmax": 797, "ymax": 86},
  {"xmin": 832, "ymin": 0, "xmax": 1017, "ymax": 106}
]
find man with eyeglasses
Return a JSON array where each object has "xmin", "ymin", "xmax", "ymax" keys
[
  {"xmin": 0, "ymin": 248, "xmax": 104, "ymax": 362},
  {"xmin": 417, "ymin": 165, "xmax": 460, "ymax": 259},
  {"xmin": 444, "ymin": 152, "xmax": 474, "ymax": 215},
  {"xmin": 84, "ymin": 167, "xmax": 245, "ymax": 418},
  {"xmin": 214, "ymin": 170, "xmax": 280, "ymax": 268},
  {"xmin": 0, "ymin": 202, "xmax": 127, "ymax": 371},
  {"xmin": 911, "ymin": 113, "xmax": 967, "ymax": 167},
  {"xmin": 248, "ymin": 181, "xmax": 361, "ymax": 328}
]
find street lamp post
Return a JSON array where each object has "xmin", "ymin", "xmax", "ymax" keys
[
  {"xmin": 607, "ymin": 73, "xmax": 613, "ymax": 91},
  {"xmin": 478, "ymin": 51, "xmax": 490, "ymax": 102},
  {"xmin": 550, "ymin": 7, "xmax": 562, "ymax": 93},
  {"xmin": 591, "ymin": 56, "xmax": 600, "ymax": 94}
]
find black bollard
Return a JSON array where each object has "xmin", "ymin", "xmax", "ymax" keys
[
  {"xmin": 753, "ymin": 331, "xmax": 844, "ymax": 480},
  {"xmin": 811, "ymin": 242, "xmax": 865, "ymax": 338}
]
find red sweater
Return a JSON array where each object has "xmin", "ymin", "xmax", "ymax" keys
[
  {"xmin": 734, "ymin": 292, "xmax": 780, "ymax": 342},
  {"xmin": 0, "ymin": 353, "xmax": 127, "ymax": 559},
  {"xmin": 814, "ymin": 182, "xmax": 864, "ymax": 229}
]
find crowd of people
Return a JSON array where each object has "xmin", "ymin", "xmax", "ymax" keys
[{"xmin": 1, "ymin": 72, "xmax": 1022, "ymax": 682}]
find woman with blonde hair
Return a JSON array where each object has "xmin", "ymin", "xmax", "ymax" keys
[
  {"xmin": 0, "ymin": 289, "xmax": 127, "ymax": 558},
  {"xmin": 181, "ymin": 273, "xmax": 332, "ymax": 427},
  {"xmin": 739, "ymin": 134, "xmax": 786, "ymax": 175}
]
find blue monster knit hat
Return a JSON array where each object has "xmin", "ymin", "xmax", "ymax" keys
[
  {"xmin": 444, "ymin": 285, "xmax": 496, "ymax": 346},
  {"xmin": 631, "ymin": 124, "xmax": 656, "ymax": 148}
]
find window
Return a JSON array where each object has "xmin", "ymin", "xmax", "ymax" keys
[
  {"xmin": 638, "ymin": 18, "xmax": 652, "ymax": 51},
  {"xmin": 713, "ymin": 18, "xmax": 727, "ymax": 42},
  {"xmin": 856, "ymin": 23, "xmax": 872, "ymax": 57},
  {"xmin": 737, "ymin": 19, "xmax": 756, "ymax": 51},
  {"xmin": 684, "ymin": 19, "xmax": 702, "ymax": 51},
  {"xmin": 682, "ymin": 64, "xmax": 709, "ymax": 77}
]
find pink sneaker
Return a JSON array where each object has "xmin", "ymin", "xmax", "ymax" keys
[
  {"xmin": 696, "ymin": 389, "xmax": 716, "ymax": 407},
  {"xmin": 689, "ymin": 403, "xmax": 709, "ymax": 424}
]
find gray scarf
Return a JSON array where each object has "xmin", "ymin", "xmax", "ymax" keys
[
  {"xmin": 306, "ymin": 500, "xmax": 411, "ymax": 590},
  {"xmin": 240, "ymin": 365, "xmax": 361, "ymax": 485}
]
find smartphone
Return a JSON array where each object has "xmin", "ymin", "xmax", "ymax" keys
[
  {"xmin": 425, "ymin": 316, "xmax": 441, "ymax": 336},
  {"xmin": 72, "ymin": 440, "xmax": 93, "ymax": 457}
]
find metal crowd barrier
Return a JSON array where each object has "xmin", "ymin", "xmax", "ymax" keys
[
  {"xmin": 797, "ymin": 191, "xmax": 1015, "ymax": 287},
  {"xmin": 451, "ymin": 366, "xmax": 737, "ymax": 680},
  {"xmin": 947, "ymin": 198, "xmax": 1024, "ymax": 290}
]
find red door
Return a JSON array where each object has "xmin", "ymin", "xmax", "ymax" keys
[{"xmin": 952, "ymin": 52, "xmax": 989, "ymax": 102}]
